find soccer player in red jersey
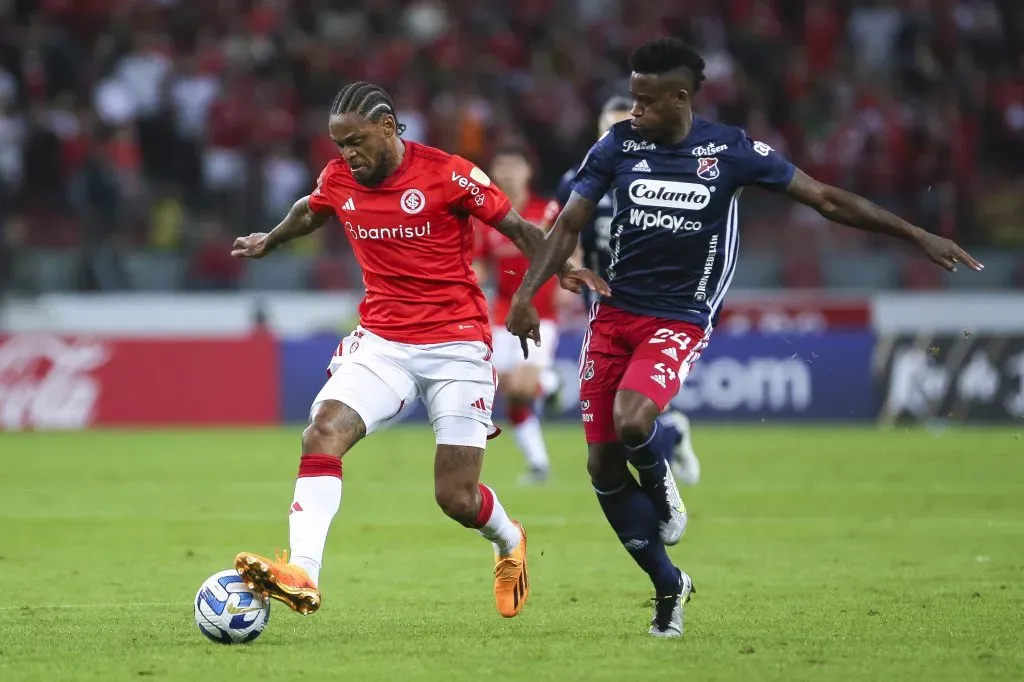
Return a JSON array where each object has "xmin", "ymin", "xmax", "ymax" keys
[
  {"xmin": 474, "ymin": 144, "xmax": 563, "ymax": 484},
  {"xmin": 230, "ymin": 82, "xmax": 608, "ymax": 619}
]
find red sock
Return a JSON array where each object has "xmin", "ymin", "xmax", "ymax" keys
[
  {"xmin": 507, "ymin": 403, "xmax": 532, "ymax": 426},
  {"xmin": 297, "ymin": 454, "xmax": 342, "ymax": 479},
  {"xmin": 473, "ymin": 483, "xmax": 495, "ymax": 528}
]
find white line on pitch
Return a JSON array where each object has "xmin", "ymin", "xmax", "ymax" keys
[{"xmin": 0, "ymin": 602, "xmax": 183, "ymax": 611}]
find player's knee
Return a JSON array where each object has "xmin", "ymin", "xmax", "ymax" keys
[
  {"xmin": 434, "ymin": 482, "xmax": 478, "ymax": 526},
  {"xmin": 614, "ymin": 412, "xmax": 654, "ymax": 447},
  {"xmin": 613, "ymin": 393, "xmax": 658, "ymax": 446},
  {"xmin": 301, "ymin": 419, "xmax": 343, "ymax": 456},
  {"xmin": 302, "ymin": 403, "xmax": 364, "ymax": 456}
]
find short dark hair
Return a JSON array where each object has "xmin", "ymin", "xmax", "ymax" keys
[
  {"xmin": 330, "ymin": 82, "xmax": 407, "ymax": 135},
  {"xmin": 491, "ymin": 141, "xmax": 534, "ymax": 165},
  {"xmin": 629, "ymin": 38, "xmax": 706, "ymax": 93},
  {"xmin": 602, "ymin": 95, "xmax": 632, "ymax": 113}
]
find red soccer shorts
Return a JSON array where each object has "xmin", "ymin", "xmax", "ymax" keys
[{"xmin": 579, "ymin": 304, "xmax": 709, "ymax": 443}]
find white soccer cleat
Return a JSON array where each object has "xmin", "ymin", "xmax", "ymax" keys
[
  {"xmin": 661, "ymin": 410, "xmax": 700, "ymax": 486},
  {"xmin": 649, "ymin": 570, "xmax": 695, "ymax": 638},
  {"xmin": 653, "ymin": 464, "xmax": 688, "ymax": 546}
]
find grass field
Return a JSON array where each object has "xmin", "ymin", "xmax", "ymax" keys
[{"xmin": 1, "ymin": 424, "xmax": 1022, "ymax": 681}]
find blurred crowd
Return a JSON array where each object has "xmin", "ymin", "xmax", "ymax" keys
[{"xmin": 0, "ymin": 0, "xmax": 1022, "ymax": 295}]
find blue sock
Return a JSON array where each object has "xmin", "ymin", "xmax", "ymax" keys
[
  {"xmin": 654, "ymin": 415, "xmax": 682, "ymax": 464},
  {"xmin": 595, "ymin": 477, "xmax": 679, "ymax": 593},
  {"xmin": 624, "ymin": 420, "xmax": 676, "ymax": 488}
]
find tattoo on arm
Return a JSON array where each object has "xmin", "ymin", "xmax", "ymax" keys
[
  {"xmin": 492, "ymin": 209, "xmax": 575, "ymax": 275},
  {"xmin": 783, "ymin": 169, "xmax": 923, "ymax": 243},
  {"xmin": 265, "ymin": 196, "xmax": 332, "ymax": 251},
  {"xmin": 513, "ymin": 192, "xmax": 596, "ymax": 301}
]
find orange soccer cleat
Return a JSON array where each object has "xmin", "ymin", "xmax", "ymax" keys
[
  {"xmin": 234, "ymin": 549, "xmax": 321, "ymax": 616},
  {"xmin": 492, "ymin": 520, "xmax": 529, "ymax": 618}
]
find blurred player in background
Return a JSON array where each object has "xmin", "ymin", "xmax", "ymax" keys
[
  {"xmin": 548, "ymin": 96, "xmax": 700, "ymax": 487},
  {"xmin": 230, "ymin": 82, "xmax": 607, "ymax": 621},
  {"xmin": 508, "ymin": 38, "xmax": 982, "ymax": 637},
  {"xmin": 475, "ymin": 145, "xmax": 563, "ymax": 484}
]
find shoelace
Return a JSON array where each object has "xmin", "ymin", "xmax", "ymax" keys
[
  {"xmin": 493, "ymin": 557, "xmax": 522, "ymax": 580},
  {"xmin": 651, "ymin": 593, "xmax": 681, "ymax": 630}
]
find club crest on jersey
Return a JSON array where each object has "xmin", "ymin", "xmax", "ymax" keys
[
  {"xmin": 583, "ymin": 360, "xmax": 595, "ymax": 381},
  {"xmin": 696, "ymin": 157, "xmax": 720, "ymax": 181},
  {"xmin": 400, "ymin": 188, "xmax": 426, "ymax": 214}
]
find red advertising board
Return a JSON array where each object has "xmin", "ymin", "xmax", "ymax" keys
[
  {"xmin": 0, "ymin": 334, "xmax": 278, "ymax": 430},
  {"xmin": 717, "ymin": 296, "xmax": 871, "ymax": 334}
]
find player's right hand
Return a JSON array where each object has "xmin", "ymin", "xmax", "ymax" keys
[
  {"xmin": 231, "ymin": 233, "xmax": 272, "ymax": 259},
  {"xmin": 506, "ymin": 295, "xmax": 542, "ymax": 359}
]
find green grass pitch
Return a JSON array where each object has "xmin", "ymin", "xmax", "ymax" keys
[{"xmin": 1, "ymin": 424, "xmax": 1022, "ymax": 681}]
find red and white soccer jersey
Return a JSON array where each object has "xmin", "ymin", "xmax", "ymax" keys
[
  {"xmin": 475, "ymin": 195, "xmax": 560, "ymax": 372},
  {"xmin": 308, "ymin": 141, "xmax": 512, "ymax": 347},
  {"xmin": 307, "ymin": 142, "xmax": 513, "ymax": 446}
]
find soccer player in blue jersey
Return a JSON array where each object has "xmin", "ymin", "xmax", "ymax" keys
[
  {"xmin": 507, "ymin": 37, "xmax": 983, "ymax": 638},
  {"xmin": 550, "ymin": 95, "xmax": 701, "ymax": 488}
]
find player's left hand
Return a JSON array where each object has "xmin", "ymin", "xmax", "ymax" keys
[
  {"xmin": 559, "ymin": 266, "xmax": 611, "ymax": 296},
  {"xmin": 914, "ymin": 231, "xmax": 984, "ymax": 273},
  {"xmin": 506, "ymin": 295, "xmax": 542, "ymax": 359},
  {"xmin": 231, "ymin": 233, "xmax": 272, "ymax": 259}
]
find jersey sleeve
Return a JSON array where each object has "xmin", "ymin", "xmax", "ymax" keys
[
  {"xmin": 571, "ymin": 131, "xmax": 616, "ymax": 203},
  {"xmin": 542, "ymin": 167, "xmax": 576, "ymax": 226},
  {"xmin": 733, "ymin": 132, "xmax": 796, "ymax": 189},
  {"xmin": 307, "ymin": 162, "xmax": 340, "ymax": 216},
  {"xmin": 445, "ymin": 155, "xmax": 512, "ymax": 224}
]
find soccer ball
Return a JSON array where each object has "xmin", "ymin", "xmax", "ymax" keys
[{"xmin": 194, "ymin": 569, "xmax": 271, "ymax": 644}]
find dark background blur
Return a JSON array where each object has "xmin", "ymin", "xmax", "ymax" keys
[{"xmin": 1, "ymin": 0, "xmax": 1022, "ymax": 295}]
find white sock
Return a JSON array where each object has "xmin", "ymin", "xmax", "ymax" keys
[
  {"xmin": 513, "ymin": 416, "xmax": 550, "ymax": 472},
  {"xmin": 288, "ymin": 460, "xmax": 343, "ymax": 586},
  {"xmin": 475, "ymin": 484, "xmax": 521, "ymax": 556}
]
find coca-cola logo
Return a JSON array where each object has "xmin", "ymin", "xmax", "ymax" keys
[{"xmin": 0, "ymin": 335, "xmax": 109, "ymax": 430}]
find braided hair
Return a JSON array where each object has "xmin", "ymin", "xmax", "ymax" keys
[{"xmin": 329, "ymin": 82, "xmax": 407, "ymax": 136}]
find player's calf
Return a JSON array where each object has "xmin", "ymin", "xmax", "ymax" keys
[
  {"xmin": 589, "ymin": 443, "xmax": 683, "ymax": 621},
  {"xmin": 283, "ymin": 401, "xmax": 364, "ymax": 594},
  {"xmin": 433, "ymin": 435, "xmax": 528, "ymax": 617},
  {"xmin": 506, "ymin": 399, "xmax": 550, "ymax": 484},
  {"xmin": 613, "ymin": 391, "xmax": 687, "ymax": 545}
]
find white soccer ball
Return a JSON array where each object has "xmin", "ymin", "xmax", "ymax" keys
[{"xmin": 194, "ymin": 569, "xmax": 271, "ymax": 644}]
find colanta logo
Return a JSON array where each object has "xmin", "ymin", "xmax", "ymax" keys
[{"xmin": 628, "ymin": 180, "xmax": 711, "ymax": 210}]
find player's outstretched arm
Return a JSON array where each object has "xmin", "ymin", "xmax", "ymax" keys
[
  {"xmin": 231, "ymin": 196, "xmax": 332, "ymax": 259},
  {"xmin": 505, "ymin": 192, "xmax": 606, "ymax": 354},
  {"xmin": 512, "ymin": 192, "xmax": 602, "ymax": 301},
  {"xmin": 783, "ymin": 169, "xmax": 983, "ymax": 273},
  {"xmin": 493, "ymin": 205, "xmax": 609, "ymax": 296}
]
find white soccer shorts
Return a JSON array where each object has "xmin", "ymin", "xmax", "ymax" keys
[
  {"xmin": 490, "ymin": 320, "xmax": 558, "ymax": 375},
  {"xmin": 313, "ymin": 327, "xmax": 497, "ymax": 447}
]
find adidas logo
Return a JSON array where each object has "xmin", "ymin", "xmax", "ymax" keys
[
  {"xmin": 632, "ymin": 159, "xmax": 651, "ymax": 173},
  {"xmin": 623, "ymin": 538, "xmax": 649, "ymax": 552},
  {"xmin": 342, "ymin": 197, "xmax": 356, "ymax": 211},
  {"xmin": 662, "ymin": 347, "xmax": 678, "ymax": 361},
  {"xmin": 470, "ymin": 398, "xmax": 488, "ymax": 412},
  {"xmin": 289, "ymin": 501, "xmax": 303, "ymax": 515}
]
